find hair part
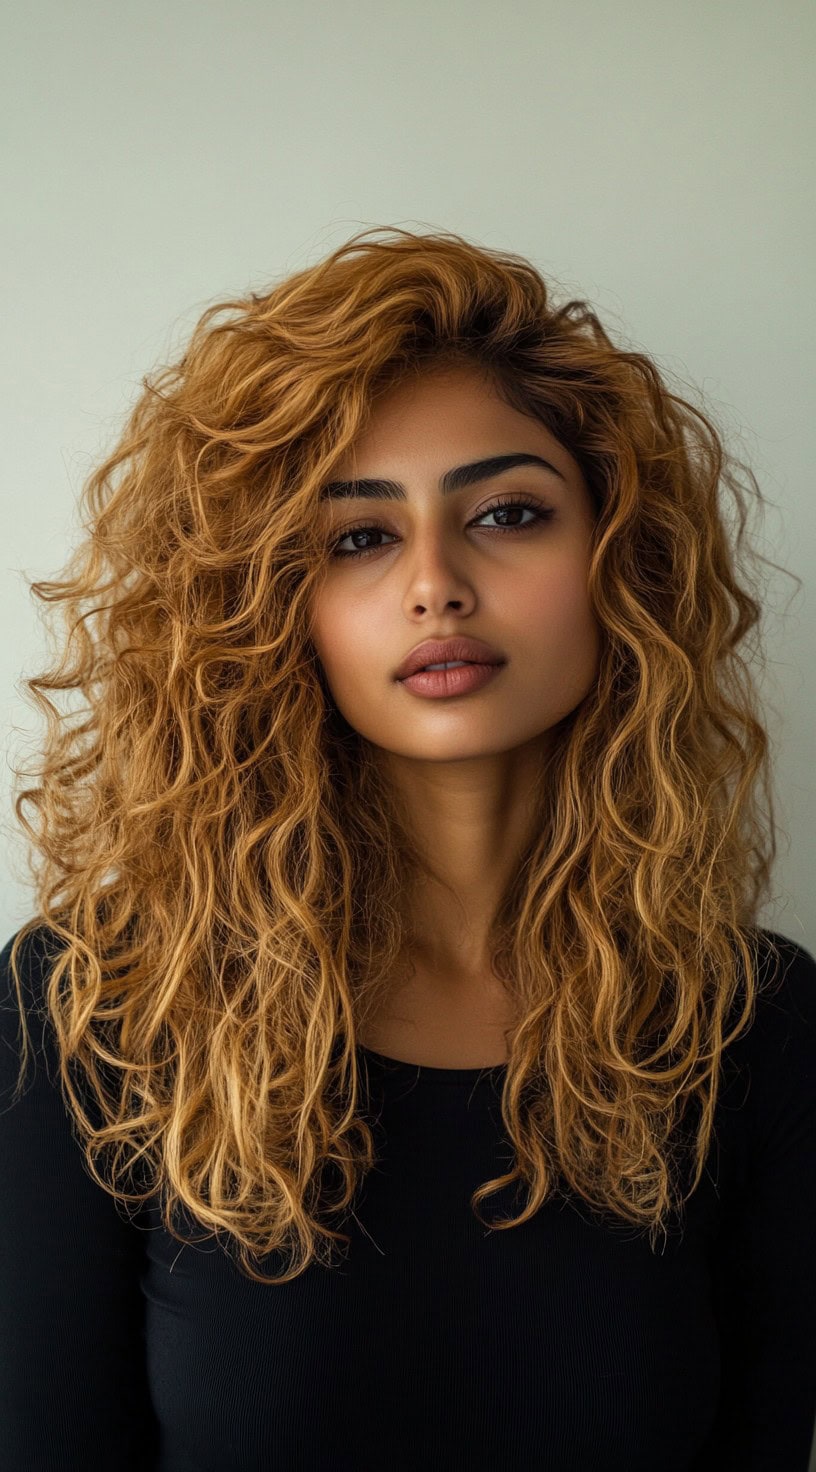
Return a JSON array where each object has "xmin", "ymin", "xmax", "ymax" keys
[{"xmin": 4, "ymin": 224, "xmax": 798, "ymax": 1283}]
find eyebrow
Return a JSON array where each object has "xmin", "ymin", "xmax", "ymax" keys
[{"xmin": 318, "ymin": 452, "xmax": 566, "ymax": 502}]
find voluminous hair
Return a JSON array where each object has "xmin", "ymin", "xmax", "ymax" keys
[{"xmin": 4, "ymin": 224, "xmax": 798, "ymax": 1284}]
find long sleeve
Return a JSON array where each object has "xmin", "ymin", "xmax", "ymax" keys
[
  {"xmin": 0, "ymin": 925, "xmax": 160, "ymax": 1472},
  {"xmin": 692, "ymin": 931, "xmax": 816, "ymax": 1470}
]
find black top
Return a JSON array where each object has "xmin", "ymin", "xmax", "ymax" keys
[{"xmin": 1, "ymin": 923, "xmax": 815, "ymax": 1472}]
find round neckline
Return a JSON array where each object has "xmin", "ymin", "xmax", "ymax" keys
[{"xmin": 355, "ymin": 1040, "xmax": 508, "ymax": 1084}]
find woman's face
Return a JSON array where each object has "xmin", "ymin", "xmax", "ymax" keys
[{"xmin": 309, "ymin": 364, "xmax": 602, "ymax": 767}]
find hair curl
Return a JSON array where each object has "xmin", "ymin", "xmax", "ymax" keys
[{"xmin": 4, "ymin": 224, "xmax": 800, "ymax": 1284}]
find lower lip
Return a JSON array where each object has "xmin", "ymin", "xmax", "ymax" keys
[{"xmin": 397, "ymin": 662, "xmax": 505, "ymax": 697}]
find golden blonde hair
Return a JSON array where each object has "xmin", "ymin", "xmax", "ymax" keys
[{"xmin": 4, "ymin": 224, "xmax": 798, "ymax": 1284}]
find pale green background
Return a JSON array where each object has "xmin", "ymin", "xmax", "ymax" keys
[{"xmin": 1, "ymin": 0, "xmax": 813, "ymax": 962}]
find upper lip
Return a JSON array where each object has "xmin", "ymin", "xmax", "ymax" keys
[{"xmin": 394, "ymin": 636, "xmax": 506, "ymax": 680}]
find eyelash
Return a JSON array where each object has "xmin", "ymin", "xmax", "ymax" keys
[{"xmin": 329, "ymin": 495, "xmax": 555, "ymax": 560}]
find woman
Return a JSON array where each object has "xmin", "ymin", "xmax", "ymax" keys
[{"xmin": 2, "ymin": 225, "xmax": 814, "ymax": 1471}]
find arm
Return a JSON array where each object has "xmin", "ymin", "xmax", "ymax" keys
[
  {"xmin": 0, "ymin": 926, "xmax": 160, "ymax": 1472},
  {"xmin": 693, "ymin": 931, "xmax": 816, "ymax": 1471}
]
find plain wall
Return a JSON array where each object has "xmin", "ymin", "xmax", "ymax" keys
[{"xmin": 1, "ymin": 0, "xmax": 814, "ymax": 956}]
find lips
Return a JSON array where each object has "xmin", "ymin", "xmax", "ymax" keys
[{"xmin": 394, "ymin": 636, "xmax": 505, "ymax": 681}]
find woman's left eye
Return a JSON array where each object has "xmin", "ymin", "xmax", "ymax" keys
[{"xmin": 329, "ymin": 497, "xmax": 555, "ymax": 560}]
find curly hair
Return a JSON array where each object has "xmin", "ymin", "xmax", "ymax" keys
[{"xmin": 4, "ymin": 224, "xmax": 799, "ymax": 1285}]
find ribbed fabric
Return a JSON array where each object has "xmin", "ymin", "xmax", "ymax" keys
[{"xmin": 1, "ymin": 924, "xmax": 815, "ymax": 1471}]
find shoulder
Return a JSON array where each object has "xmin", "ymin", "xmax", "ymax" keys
[
  {"xmin": 0, "ymin": 919, "xmax": 66, "ymax": 993},
  {"xmin": 745, "ymin": 926, "xmax": 816, "ymax": 1037},
  {"xmin": 726, "ymin": 927, "xmax": 816, "ymax": 1152},
  {"xmin": 0, "ymin": 921, "xmax": 70, "ymax": 1099},
  {"xmin": 0, "ymin": 919, "xmax": 68, "ymax": 1006}
]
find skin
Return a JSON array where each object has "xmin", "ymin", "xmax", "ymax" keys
[{"xmin": 309, "ymin": 363, "xmax": 601, "ymax": 1050}]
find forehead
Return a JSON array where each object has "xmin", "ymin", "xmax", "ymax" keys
[{"xmin": 327, "ymin": 365, "xmax": 578, "ymax": 485}]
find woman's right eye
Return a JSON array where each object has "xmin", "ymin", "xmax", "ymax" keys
[{"xmin": 330, "ymin": 522, "xmax": 395, "ymax": 559}]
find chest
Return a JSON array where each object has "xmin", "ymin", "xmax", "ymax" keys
[{"xmin": 358, "ymin": 968, "xmax": 514, "ymax": 1067}]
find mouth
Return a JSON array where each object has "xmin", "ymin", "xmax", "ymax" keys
[
  {"xmin": 397, "ymin": 659, "xmax": 504, "ymax": 682},
  {"xmin": 394, "ymin": 638, "xmax": 506, "ymax": 681},
  {"xmin": 397, "ymin": 660, "xmax": 506, "ymax": 698},
  {"xmin": 407, "ymin": 660, "xmax": 482, "ymax": 676}
]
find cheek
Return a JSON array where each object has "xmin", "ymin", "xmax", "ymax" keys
[
  {"xmin": 309, "ymin": 585, "xmax": 373, "ymax": 677},
  {"xmin": 520, "ymin": 569, "xmax": 603, "ymax": 719},
  {"xmin": 505, "ymin": 562, "xmax": 595, "ymax": 637},
  {"xmin": 511, "ymin": 564, "xmax": 602, "ymax": 694}
]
